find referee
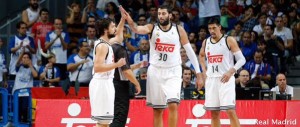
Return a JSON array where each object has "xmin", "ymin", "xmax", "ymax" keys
[{"xmin": 110, "ymin": 42, "xmax": 141, "ymax": 127}]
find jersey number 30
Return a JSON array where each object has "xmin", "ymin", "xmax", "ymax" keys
[{"xmin": 158, "ymin": 53, "xmax": 167, "ymax": 61}]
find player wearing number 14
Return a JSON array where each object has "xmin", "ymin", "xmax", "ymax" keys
[{"xmin": 199, "ymin": 18, "xmax": 246, "ymax": 127}]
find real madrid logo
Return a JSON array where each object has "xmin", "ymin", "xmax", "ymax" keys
[
  {"xmin": 156, "ymin": 32, "xmax": 159, "ymax": 37},
  {"xmin": 207, "ymin": 46, "xmax": 209, "ymax": 50}
]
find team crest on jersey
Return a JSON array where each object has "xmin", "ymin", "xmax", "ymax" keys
[
  {"xmin": 207, "ymin": 52, "xmax": 223, "ymax": 63},
  {"xmin": 155, "ymin": 38, "xmax": 175, "ymax": 52},
  {"xmin": 156, "ymin": 32, "xmax": 159, "ymax": 37}
]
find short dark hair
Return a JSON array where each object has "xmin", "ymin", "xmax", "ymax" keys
[
  {"xmin": 264, "ymin": 24, "xmax": 275, "ymax": 30},
  {"xmin": 208, "ymin": 18, "xmax": 220, "ymax": 26},
  {"xmin": 158, "ymin": 5, "xmax": 172, "ymax": 13},
  {"xmin": 39, "ymin": 8, "xmax": 49, "ymax": 15},
  {"xmin": 96, "ymin": 18, "xmax": 114, "ymax": 36},
  {"xmin": 16, "ymin": 21, "xmax": 26, "ymax": 29},
  {"xmin": 257, "ymin": 13, "xmax": 267, "ymax": 19},
  {"xmin": 23, "ymin": 52, "xmax": 32, "ymax": 60},
  {"xmin": 85, "ymin": 25, "xmax": 96, "ymax": 31},
  {"xmin": 255, "ymin": 49, "xmax": 263, "ymax": 56}
]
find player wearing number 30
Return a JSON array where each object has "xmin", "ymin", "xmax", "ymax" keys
[
  {"xmin": 120, "ymin": 5, "xmax": 203, "ymax": 127},
  {"xmin": 199, "ymin": 18, "xmax": 246, "ymax": 127}
]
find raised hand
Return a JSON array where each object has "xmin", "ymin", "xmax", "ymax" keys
[{"xmin": 119, "ymin": 6, "xmax": 133, "ymax": 22}]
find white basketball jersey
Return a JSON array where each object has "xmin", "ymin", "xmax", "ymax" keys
[
  {"xmin": 92, "ymin": 39, "xmax": 115, "ymax": 79},
  {"xmin": 205, "ymin": 35, "xmax": 234, "ymax": 77},
  {"xmin": 149, "ymin": 23, "xmax": 181, "ymax": 67},
  {"xmin": 26, "ymin": 8, "xmax": 39, "ymax": 34}
]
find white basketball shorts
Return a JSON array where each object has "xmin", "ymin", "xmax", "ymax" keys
[
  {"xmin": 89, "ymin": 78, "xmax": 115, "ymax": 124},
  {"xmin": 146, "ymin": 65, "xmax": 182, "ymax": 109},
  {"xmin": 204, "ymin": 76, "xmax": 236, "ymax": 110}
]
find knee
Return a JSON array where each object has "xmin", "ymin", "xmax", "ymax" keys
[
  {"xmin": 168, "ymin": 103, "xmax": 178, "ymax": 112},
  {"xmin": 226, "ymin": 109, "xmax": 237, "ymax": 117},
  {"xmin": 154, "ymin": 108, "xmax": 164, "ymax": 115},
  {"xmin": 211, "ymin": 111, "xmax": 220, "ymax": 119}
]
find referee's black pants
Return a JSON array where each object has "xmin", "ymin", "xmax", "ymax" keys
[{"xmin": 110, "ymin": 80, "xmax": 130, "ymax": 127}]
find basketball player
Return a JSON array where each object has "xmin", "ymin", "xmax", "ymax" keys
[
  {"xmin": 89, "ymin": 7, "xmax": 126, "ymax": 127},
  {"xmin": 199, "ymin": 18, "xmax": 245, "ymax": 127},
  {"xmin": 120, "ymin": 5, "xmax": 203, "ymax": 127}
]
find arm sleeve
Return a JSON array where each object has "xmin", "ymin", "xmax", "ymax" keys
[
  {"xmin": 67, "ymin": 54, "xmax": 76, "ymax": 64},
  {"xmin": 233, "ymin": 51, "xmax": 246, "ymax": 71},
  {"xmin": 45, "ymin": 32, "xmax": 51, "ymax": 43},
  {"xmin": 29, "ymin": 37, "xmax": 35, "ymax": 49},
  {"xmin": 55, "ymin": 67, "xmax": 61, "ymax": 78},
  {"xmin": 183, "ymin": 43, "xmax": 201, "ymax": 73}
]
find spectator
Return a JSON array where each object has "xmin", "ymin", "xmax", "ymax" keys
[
  {"xmin": 45, "ymin": 18, "xmax": 70, "ymax": 80},
  {"xmin": 104, "ymin": 2, "xmax": 120, "ymax": 21},
  {"xmin": 237, "ymin": 6, "xmax": 257, "ymax": 32},
  {"xmin": 287, "ymin": 8, "xmax": 298, "ymax": 29},
  {"xmin": 142, "ymin": 0, "xmax": 156, "ymax": 14},
  {"xmin": 129, "ymin": 39, "xmax": 150, "ymax": 78},
  {"xmin": 66, "ymin": 2, "xmax": 85, "ymax": 52},
  {"xmin": 78, "ymin": 25, "xmax": 97, "ymax": 56},
  {"xmin": 268, "ymin": 3, "xmax": 283, "ymax": 21},
  {"xmin": 21, "ymin": 0, "xmax": 40, "ymax": 35},
  {"xmin": 246, "ymin": 0, "xmax": 261, "ymax": 16},
  {"xmin": 274, "ymin": 16, "xmax": 294, "ymax": 53},
  {"xmin": 86, "ymin": 16, "xmax": 97, "ymax": 26},
  {"xmin": 236, "ymin": 69, "xmax": 250, "ymax": 88},
  {"xmin": 244, "ymin": 50, "xmax": 271, "ymax": 85},
  {"xmin": 274, "ymin": 16, "xmax": 294, "ymax": 73},
  {"xmin": 196, "ymin": 26, "xmax": 208, "ymax": 53},
  {"xmin": 180, "ymin": 66, "xmax": 196, "ymax": 99},
  {"xmin": 9, "ymin": 21, "xmax": 36, "ymax": 80},
  {"xmin": 239, "ymin": 31, "xmax": 257, "ymax": 62},
  {"xmin": 38, "ymin": 53, "xmax": 61, "ymax": 87},
  {"xmin": 146, "ymin": 6, "xmax": 158, "ymax": 24},
  {"xmin": 181, "ymin": 66, "xmax": 195, "ymax": 89},
  {"xmin": 96, "ymin": 0, "xmax": 119, "ymax": 12},
  {"xmin": 126, "ymin": 15, "xmax": 149, "ymax": 52},
  {"xmin": 225, "ymin": 0, "xmax": 244, "ymax": 16},
  {"xmin": 13, "ymin": 52, "xmax": 38, "ymax": 122},
  {"xmin": 188, "ymin": 32, "xmax": 197, "ymax": 44},
  {"xmin": 220, "ymin": 5, "xmax": 236, "ymax": 31},
  {"xmin": 67, "ymin": 41, "xmax": 93, "ymax": 87},
  {"xmin": 82, "ymin": 0, "xmax": 100, "ymax": 24},
  {"xmin": 227, "ymin": 21, "xmax": 243, "ymax": 42},
  {"xmin": 171, "ymin": 8, "xmax": 191, "ymax": 33},
  {"xmin": 261, "ymin": 24, "xmax": 284, "ymax": 75},
  {"xmin": 253, "ymin": 13, "xmax": 268, "ymax": 36},
  {"xmin": 271, "ymin": 73, "xmax": 294, "ymax": 99},
  {"xmin": 31, "ymin": 8, "xmax": 54, "ymax": 65},
  {"xmin": 198, "ymin": 0, "xmax": 220, "ymax": 26},
  {"xmin": 0, "ymin": 38, "xmax": 8, "ymax": 88}
]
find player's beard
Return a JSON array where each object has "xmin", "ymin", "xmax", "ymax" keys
[
  {"xmin": 30, "ymin": 3, "xmax": 39, "ymax": 10},
  {"xmin": 159, "ymin": 19, "xmax": 170, "ymax": 26},
  {"xmin": 108, "ymin": 34, "xmax": 115, "ymax": 39}
]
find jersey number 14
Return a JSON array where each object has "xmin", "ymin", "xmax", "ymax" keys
[{"xmin": 212, "ymin": 65, "xmax": 219, "ymax": 73}]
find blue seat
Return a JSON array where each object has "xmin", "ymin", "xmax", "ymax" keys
[
  {"xmin": 12, "ymin": 88, "xmax": 32, "ymax": 127},
  {"xmin": 0, "ymin": 88, "xmax": 8, "ymax": 126}
]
